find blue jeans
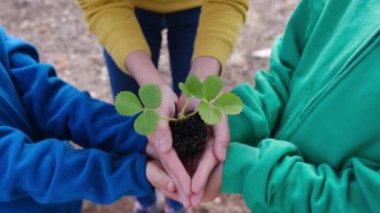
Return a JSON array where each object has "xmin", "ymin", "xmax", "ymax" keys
[{"xmin": 103, "ymin": 7, "xmax": 201, "ymax": 210}]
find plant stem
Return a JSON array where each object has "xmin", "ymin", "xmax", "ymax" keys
[
  {"xmin": 178, "ymin": 97, "xmax": 190, "ymax": 119},
  {"xmin": 160, "ymin": 116, "xmax": 178, "ymax": 121},
  {"xmin": 184, "ymin": 110, "xmax": 198, "ymax": 120}
]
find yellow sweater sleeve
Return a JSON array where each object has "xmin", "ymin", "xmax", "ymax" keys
[
  {"xmin": 193, "ymin": 0, "xmax": 249, "ymax": 70},
  {"xmin": 76, "ymin": 0, "xmax": 150, "ymax": 73}
]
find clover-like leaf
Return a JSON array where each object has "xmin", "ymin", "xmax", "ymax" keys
[
  {"xmin": 198, "ymin": 101, "xmax": 222, "ymax": 125},
  {"xmin": 139, "ymin": 84, "xmax": 161, "ymax": 109},
  {"xmin": 213, "ymin": 93, "xmax": 243, "ymax": 115},
  {"xmin": 134, "ymin": 111, "xmax": 160, "ymax": 135},
  {"xmin": 202, "ymin": 75, "xmax": 222, "ymax": 102},
  {"xmin": 185, "ymin": 75, "xmax": 203, "ymax": 99},
  {"xmin": 179, "ymin": 82, "xmax": 192, "ymax": 98},
  {"xmin": 115, "ymin": 91, "xmax": 143, "ymax": 116}
]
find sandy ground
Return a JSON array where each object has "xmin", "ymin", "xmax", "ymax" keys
[{"xmin": 0, "ymin": 0, "xmax": 298, "ymax": 212}]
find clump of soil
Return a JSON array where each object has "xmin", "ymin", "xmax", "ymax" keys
[{"xmin": 170, "ymin": 113, "xmax": 209, "ymax": 177}]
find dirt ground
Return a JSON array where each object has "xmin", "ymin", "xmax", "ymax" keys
[{"xmin": 0, "ymin": 0, "xmax": 298, "ymax": 212}]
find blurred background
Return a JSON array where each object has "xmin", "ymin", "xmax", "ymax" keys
[{"xmin": 0, "ymin": 0, "xmax": 298, "ymax": 212}]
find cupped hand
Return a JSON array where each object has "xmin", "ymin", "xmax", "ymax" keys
[
  {"xmin": 195, "ymin": 163, "xmax": 223, "ymax": 203},
  {"xmin": 147, "ymin": 84, "xmax": 192, "ymax": 207},
  {"xmin": 190, "ymin": 114, "xmax": 230, "ymax": 206},
  {"xmin": 125, "ymin": 51, "xmax": 192, "ymax": 205}
]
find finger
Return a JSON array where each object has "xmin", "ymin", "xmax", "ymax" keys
[
  {"xmin": 149, "ymin": 165, "xmax": 176, "ymax": 192},
  {"xmin": 145, "ymin": 143, "xmax": 159, "ymax": 160},
  {"xmin": 191, "ymin": 145, "xmax": 218, "ymax": 194},
  {"xmin": 158, "ymin": 189, "xmax": 191, "ymax": 208},
  {"xmin": 167, "ymin": 181, "xmax": 176, "ymax": 192},
  {"xmin": 192, "ymin": 163, "xmax": 223, "ymax": 206},
  {"xmin": 202, "ymin": 163, "xmax": 223, "ymax": 201},
  {"xmin": 146, "ymin": 161, "xmax": 174, "ymax": 192},
  {"xmin": 160, "ymin": 149, "xmax": 192, "ymax": 196},
  {"xmin": 190, "ymin": 190, "xmax": 204, "ymax": 207},
  {"xmin": 177, "ymin": 94, "xmax": 187, "ymax": 110},
  {"xmin": 158, "ymin": 188, "xmax": 179, "ymax": 202},
  {"xmin": 178, "ymin": 94, "xmax": 199, "ymax": 112},
  {"xmin": 148, "ymin": 121, "xmax": 173, "ymax": 153},
  {"xmin": 213, "ymin": 114, "xmax": 230, "ymax": 162}
]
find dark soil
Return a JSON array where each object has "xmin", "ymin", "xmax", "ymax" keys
[{"xmin": 170, "ymin": 113, "xmax": 209, "ymax": 177}]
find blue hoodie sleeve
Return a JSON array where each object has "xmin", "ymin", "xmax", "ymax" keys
[
  {"xmin": 3, "ymin": 29, "xmax": 147, "ymax": 155},
  {"xmin": 0, "ymin": 27, "xmax": 154, "ymax": 203},
  {"xmin": 0, "ymin": 125, "xmax": 153, "ymax": 204}
]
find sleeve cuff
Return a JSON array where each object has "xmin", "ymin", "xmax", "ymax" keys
[
  {"xmin": 134, "ymin": 154, "xmax": 155, "ymax": 196},
  {"xmin": 222, "ymin": 142, "xmax": 259, "ymax": 193}
]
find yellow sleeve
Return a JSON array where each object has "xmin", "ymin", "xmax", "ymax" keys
[
  {"xmin": 193, "ymin": 0, "xmax": 249, "ymax": 70},
  {"xmin": 76, "ymin": 0, "xmax": 150, "ymax": 73}
]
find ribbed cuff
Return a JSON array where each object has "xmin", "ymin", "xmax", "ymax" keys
[{"xmin": 222, "ymin": 142, "xmax": 258, "ymax": 193}]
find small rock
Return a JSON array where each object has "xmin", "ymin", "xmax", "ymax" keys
[{"xmin": 251, "ymin": 48, "xmax": 271, "ymax": 59}]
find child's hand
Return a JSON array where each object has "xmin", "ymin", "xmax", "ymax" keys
[
  {"xmin": 146, "ymin": 160, "xmax": 177, "ymax": 199},
  {"xmin": 190, "ymin": 115, "xmax": 229, "ymax": 206},
  {"xmin": 148, "ymin": 84, "xmax": 192, "ymax": 207},
  {"xmin": 189, "ymin": 163, "xmax": 223, "ymax": 206},
  {"xmin": 187, "ymin": 56, "xmax": 228, "ymax": 161},
  {"xmin": 125, "ymin": 51, "xmax": 192, "ymax": 206}
]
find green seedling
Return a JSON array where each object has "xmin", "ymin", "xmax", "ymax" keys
[{"xmin": 115, "ymin": 75, "xmax": 243, "ymax": 135}]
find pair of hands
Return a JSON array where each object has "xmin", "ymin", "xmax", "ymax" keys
[
  {"xmin": 124, "ymin": 51, "xmax": 227, "ymax": 207},
  {"xmin": 146, "ymin": 83, "xmax": 228, "ymax": 207}
]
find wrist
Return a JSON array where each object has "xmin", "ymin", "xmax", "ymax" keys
[
  {"xmin": 190, "ymin": 56, "xmax": 221, "ymax": 81},
  {"xmin": 124, "ymin": 51, "xmax": 165, "ymax": 86}
]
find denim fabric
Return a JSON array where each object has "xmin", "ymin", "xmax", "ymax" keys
[{"xmin": 104, "ymin": 7, "xmax": 200, "ymax": 96}]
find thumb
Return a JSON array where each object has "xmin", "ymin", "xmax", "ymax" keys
[{"xmin": 150, "ymin": 121, "xmax": 173, "ymax": 153}]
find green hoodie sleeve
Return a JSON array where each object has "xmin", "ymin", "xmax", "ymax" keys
[
  {"xmin": 229, "ymin": 0, "xmax": 322, "ymax": 147},
  {"xmin": 224, "ymin": 0, "xmax": 380, "ymax": 212},
  {"xmin": 223, "ymin": 140, "xmax": 380, "ymax": 212}
]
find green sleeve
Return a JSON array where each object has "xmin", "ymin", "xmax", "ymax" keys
[
  {"xmin": 223, "ymin": 139, "xmax": 380, "ymax": 212},
  {"xmin": 224, "ymin": 0, "xmax": 380, "ymax": 212},
  {"xmin": 228, "ymin": 0, "xmax": 323, "ymax": 147}
]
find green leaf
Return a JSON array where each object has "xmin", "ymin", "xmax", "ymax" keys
[
  {"xmin": 179, "ymin": 82, "xmax": 192, "ymax": 98},
  {"xmin": 202, "ymin": 75, "xmax": 223, "ymax": 101},
  {"xmin": 185, "ymin": 75, "xmax": 203, "ymax": 99},
  {"xmin": 139, "ymin": 84, "xmax": 161, "ymax": 109},
  {"xmin": 213, "ymin": 93, "xmax": 243, "ymax": 115},
  {"xmin": 115, "ymin": 91, "xmax": 143, "ymax": 116},
  {"xmin": 198, "ymin": 101, "xmax": 222, "ymax": 125},
  {"xmin": 134, "ymin": 111, "xmax": 160, "ymax": 135}
]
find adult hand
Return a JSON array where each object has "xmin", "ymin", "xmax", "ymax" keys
[
  {"xmin": 126, "ymin": 51, "xmax": 192, "ymax": 206},
  {"xmin": 148, "ymin": 84, "xmax": 192, "ymax": 207},
  {"xmin": 186, "ymin": 56, "xmax": 227, "ymax": 161},
  {"xmin": 177, "ymin": 56, "xmax": 228, "ymax": 206}
]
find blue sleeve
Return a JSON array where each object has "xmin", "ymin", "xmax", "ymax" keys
[
  {"xmin": 0, "ymin": 125, "xmax": 153, "ymax": 204},
  {"xmin": 3, "ymin": 29, "xmax": 147, "ymax": 155}
]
